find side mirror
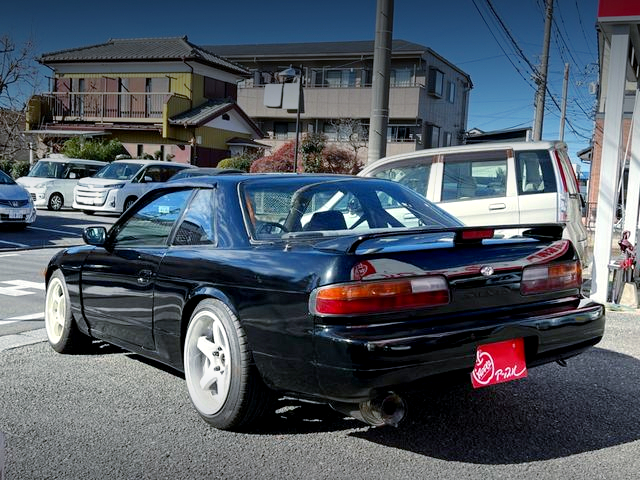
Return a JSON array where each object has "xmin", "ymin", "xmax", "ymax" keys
[
  {"xmin": 83, "ymin": 226, "xmax": 107, "ymax": 246},
  {"xmin": 68, "ymin": 172, "xmax": 77, "ymax": 179},
  {"xmin": 144, "ymin": 176, "xmax": 153, "ymax": 183}
]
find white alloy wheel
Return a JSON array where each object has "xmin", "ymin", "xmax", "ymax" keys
[
  {"xmin": 45, "ymin": 275, "xmax": 67, "ymax": 344},
  {"xmin": 44, "ymin": 270, "xmax": 92, "ymax": 353},
  {"xmin": 184, "ymin": 308, "xmax": 233, "ymax": 415}
]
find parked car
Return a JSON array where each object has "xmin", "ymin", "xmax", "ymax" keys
[
  {"xmin": 168, "ymin": 167, "xmax": 244, "ymax": 180},
  {"xmin": 16, "ymin": 156, "xmax": 107, "ymax": 211},
  {"xmin": 359, "ymin": 141, "xmax": 589, "ymax": 264},
  {"xmin": 73, "ymin": 159, "xmax": 194, "ymax": 214},
  {"xmin": 0, "ymin": 169, "xmax": 36, "ymax": 228},
  {"xmin": 44, "ymin": 174, "xmax": 605, "ymax": 431}
]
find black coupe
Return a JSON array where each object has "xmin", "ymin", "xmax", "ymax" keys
[{"xmin": 44, "ymin": 174, "xmax": 605, "ymax": 430}]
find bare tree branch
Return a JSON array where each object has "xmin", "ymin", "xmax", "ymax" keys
[{"xmin": 0, "ymin": 35, "xmax": 40, "ymax": 160}]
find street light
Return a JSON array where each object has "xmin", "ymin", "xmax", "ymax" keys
[{"xmin": 276, "ymin": 65, "xmax": 303, "ymax": 173}]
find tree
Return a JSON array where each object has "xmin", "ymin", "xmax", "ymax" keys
[
  {"xmin": 250, "ymin": 142, "xmax": 297, "ymax": 173},
  {"xmin": 251, "ymin": 137, "xmax": 360, "ymax": 174},
  {"xmin": 329, "ymin": 118, "xmax": 368, "ymax": 170},
  {"xmin": 0, "ymin": 35, "xmax": 39, "ymax": 160},
  {"xmin": 301, "ymin": 133, "xmax": 326, "ymax": 173},
  {"xmin": 61, "ymin": 137, "xmax": 128, "ymax": 162}
]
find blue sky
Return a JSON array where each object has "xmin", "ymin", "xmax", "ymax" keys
[{"xmin": 2, "ymin": 0, "xmax": 599, "ymax": 170}]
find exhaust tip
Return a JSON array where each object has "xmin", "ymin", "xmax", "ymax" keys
[{"xmin": 359, "ymin": 392, "xmax": 406, "ymax": 427}]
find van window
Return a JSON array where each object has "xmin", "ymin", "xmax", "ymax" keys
[
  {"xmin": 66, "ymin": 164, "xmax": 102, "ymax": 179},
  {"xmin": 371, "ymin": 157, "xmax": 432, "ymax": 197},
  {"xmin": 442, "ymin": 151, "xmax": 507, "ymax": 201},
  {"xmin": 142, "ymin": 165, "xmax": 187, "ymax": 183},
  {"xmin": 515, "ymin": 150, "xmax": 557, "ymax": 195}
]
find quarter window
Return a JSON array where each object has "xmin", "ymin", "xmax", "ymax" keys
[
  {"xmin": 173, "ymin": 190, "xmax": 215, "ymax": 246},
  {"xmin": 515, "ymin": 150, "xmax": 557, "ymax": 194}
]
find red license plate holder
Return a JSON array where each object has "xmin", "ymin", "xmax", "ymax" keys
[{"xmin": 471, "ymin": 338, "xmax": 528, "ymax": 388}]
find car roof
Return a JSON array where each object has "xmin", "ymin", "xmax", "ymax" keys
[
  {"xmin": 361, "ymin": 140, "xmax": 567, "ymax": 172},
  {"xmin": 111, "ymin": 159, "xmax": 194, "ymax": 167},
  {"xmin": 37, "ymin": 157, "xmax": 107, "ymax": 165},
  {"xmin": 164, "ymin": 173, "xmax": 372, "ymax": 188}
]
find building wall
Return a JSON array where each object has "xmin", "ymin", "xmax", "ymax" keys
[{"xmin": 222, "ymin": 47, "xmax": 470, "ymax": 153}]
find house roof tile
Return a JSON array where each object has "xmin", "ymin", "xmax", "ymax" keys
[
  {"xmin": 39, "ymin": 36, "xmax": 249, "ymax": 75},
  {"xmin": 204, "ymin": 39, "xmax": 430, "ymax": 58}
]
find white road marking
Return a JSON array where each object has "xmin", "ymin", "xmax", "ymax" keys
[
  {"xmin": 0, "ymin": 280, "xmax": 45, "ymax": 296},
  {"xmin": 29, "ymin": 226, "xmax": 78, "ymax": 235},
  {"xmin": 0, "ymin": 312, "xmax": 44, "ymax": 326},
  {"xmin": 0, "ymin": 240, "xmax": 29, "ymax": 248}
]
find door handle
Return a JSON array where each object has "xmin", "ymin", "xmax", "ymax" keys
[
  {"xmin": 137, "ymin": 269, "xmax": 153, "ymax": 285},
  {"xmin": 488, "ymin": 203, "xmax": 506, "ymax": 211}
]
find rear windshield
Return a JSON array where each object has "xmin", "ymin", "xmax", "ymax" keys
[{"xmin": 241, "ymin": 177, "xmax": 462, "ymax": 241}]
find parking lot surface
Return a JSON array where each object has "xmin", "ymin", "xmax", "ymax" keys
[{"xmin": 1, "ymin": 309, "xmax": 639, "ymax": 479}]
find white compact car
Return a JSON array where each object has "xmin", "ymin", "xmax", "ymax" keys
[
  {"xmin": 17, "ymin": 157, "xmax": 107, "ymax": 211},
  {"xmin": 359, "ymin": 141, "xmax": 589, "ymax": 264},
  {"xmin": 0, "ymin": 169, "xmax": 36, "ymax": 228},
  {"xmin": 73, "ymin": 159, "xmax": 194, "ymax": 214}
]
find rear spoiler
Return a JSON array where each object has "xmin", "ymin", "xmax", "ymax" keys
[{"xmin": 340, "ymin": 223, "xmax": 565, "ymax": 254}]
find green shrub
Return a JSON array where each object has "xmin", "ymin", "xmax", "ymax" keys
[
  {"xmin": 0, "ymin": 160, "xmax": 30, "ymax": 178},
  {"xmin": 11, "ymin": 161, "xmax": 30, "ymax": 178},
  {"xmin": 218, "ymin": 155, "xmax": 255, "ymax": 172},
  {"xmin": 61, "ymin": 137, "xmax": 128, "ymax": 162},
  {"xmin": 0, "ymin": 159, "xmax": 12, "ymax": 176}
]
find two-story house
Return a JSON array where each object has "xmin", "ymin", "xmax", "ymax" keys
[
  {"xmin": 25, "ymin": 36, "xmax": 264, "ymax": 166},
  {"xmin": 205, "ymin": 40, "xmax": 473, "ymax": 160}
]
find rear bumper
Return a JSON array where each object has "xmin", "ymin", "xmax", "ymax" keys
[{"xmin": 312, "ymin": 299, "xmax": 605, "ymax": 402}]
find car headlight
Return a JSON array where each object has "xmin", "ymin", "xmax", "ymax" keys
[
  {"xmin": 34, "ymin": 181, "xmax": 52, "ymax": 189},
  {"xmin": 105, "ymin": 183, "xmax": 126, "ymax": 189}
]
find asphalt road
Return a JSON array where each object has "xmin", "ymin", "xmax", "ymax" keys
[
  {"xmin": 0, "ymin": 208, "xmax": 116, "ymax": 251},
  {"xmin": 1, "ymin": 313, "xmax": 639, "ymax": 479},
  {"xmin": 1, "ymin": 210, "xmax": 640, "ymax": 479}
]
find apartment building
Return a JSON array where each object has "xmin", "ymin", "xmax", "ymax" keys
[
  {"xmin": 205, "ymin": 40, "xmax": 473, "ymax": 160},
  {"xmin": 25, "ymin": 37, "xmax": 264, "ymax": 166}
]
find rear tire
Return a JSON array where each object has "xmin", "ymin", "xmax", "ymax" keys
[
  {"xmin": 183, "ymin": 299, "xmax": 274, "ymax": 430},
  {"xmin": 45, "ymin": 270, "xmax": 92, "ymax": 353}
]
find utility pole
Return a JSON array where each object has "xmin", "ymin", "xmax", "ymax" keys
[
  {"xmin": 368, "ymin": 0, "xmax": 394, "ymax": 164},
  {"xmin": 532, "ymin": 0, "xmax": 553, "ymax": 141},
  {"xmin": 559, "ymin": 63, "xmax": 569, "ymax": 141}
]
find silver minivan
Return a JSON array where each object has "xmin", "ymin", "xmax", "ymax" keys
[{"xmin": 360, "ymin": 141, "xmax": 589, "ymax": 263}]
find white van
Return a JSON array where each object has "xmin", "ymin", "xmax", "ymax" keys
[
  {"xmin": 73, "ymin": 159, "xmax": 194, "ymax": 214},
  {"xmin": 16, "ymin": 156, "xmax": 107, "ymax": 211},
  {"xmin": 359, "ymin": 141, "xmax": 589, "ymax": 263}
]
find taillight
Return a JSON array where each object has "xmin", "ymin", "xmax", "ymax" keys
[
  {"xmin": 521, "ymin": 261, "xmax": 581, "ymax": 295},
  {"xmin": 311, "ymin": 276, "xmax": 450, "ymax": 315}
]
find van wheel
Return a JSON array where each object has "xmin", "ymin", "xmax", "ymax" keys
[
  {"xmin": 48, "ymin": 193, "xmax": 63, "ymax": 211},
  {"xmin": 124, "ymin": 197, "xmax": 137, "ymax": 211}
]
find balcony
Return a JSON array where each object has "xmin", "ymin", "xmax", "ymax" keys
[{"xmin": 35, "ymin": 92, "xmax": 178, "ymax": 124}]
